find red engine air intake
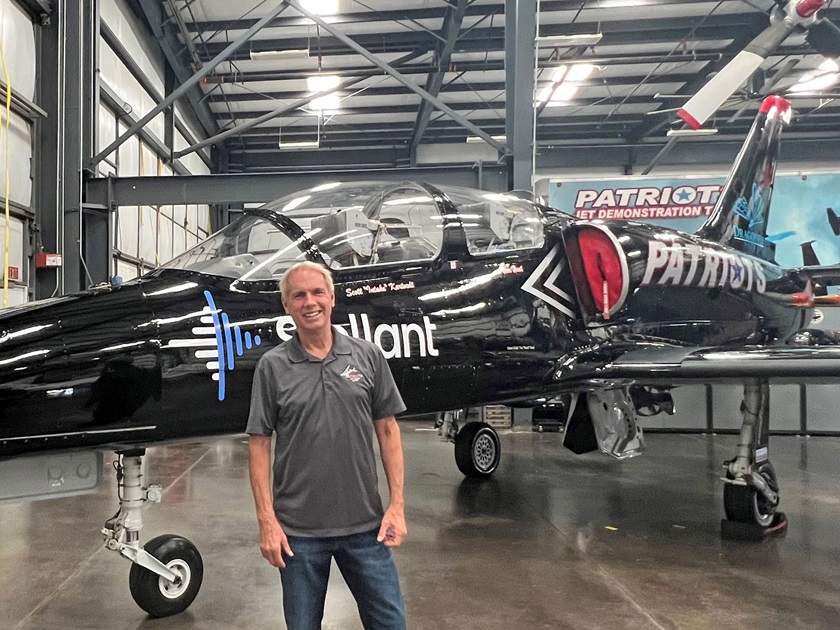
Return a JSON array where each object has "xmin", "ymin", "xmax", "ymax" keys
[{"xmin": 575, "ymin": 227, "xmax": 626, "ymax": 320}]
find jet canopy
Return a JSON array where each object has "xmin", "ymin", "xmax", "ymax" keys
[{"xmin": 159, "ymin": 181, "xmax": 546, "ymax": 281}]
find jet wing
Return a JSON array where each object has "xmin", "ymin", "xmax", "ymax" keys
[{"xmin": 558, "ymin": 343, "xmax": 840, "ymax": 386}]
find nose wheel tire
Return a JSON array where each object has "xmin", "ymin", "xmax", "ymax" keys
[
  {"xmin": 455, "ymin": 422, "xmax": 501, "ymax": 477},
  {"xmin": 723, "ymin": 464, "xmax": 778, "ymax": 527},
  {"xmin": 129, "ymin": 535, "xmax": 204, "ymax": 618}
]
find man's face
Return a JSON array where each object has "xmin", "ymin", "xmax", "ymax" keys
[{"xmin": 282, "ymin": 268, "xmax": 335, "ymax": 335}]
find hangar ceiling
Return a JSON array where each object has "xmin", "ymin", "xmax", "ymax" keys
[{"xmin": 129, "ymin": 0, "xmax": 840, "ymax": 173}]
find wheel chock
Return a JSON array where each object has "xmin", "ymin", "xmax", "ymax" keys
[{"xmin": 720, "ymin": 512, "xmax": 788, "ymax": 541}]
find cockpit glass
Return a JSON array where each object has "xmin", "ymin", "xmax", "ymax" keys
[
  {"xmin": 265, "ymin": 181, "xmax": 443, "ymax": 269},
  {"xmin": 157, "ymin": 182, "xmax": 545, "ymax": 280},
  {"xmin": 436, "ymin": 186, "xmax": 545, "ymax": 254},
  {"xmin": 160, "ymin": 214, "xmax": 306, "ymax": 280}
]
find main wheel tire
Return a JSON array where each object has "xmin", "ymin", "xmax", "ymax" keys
[
  {"xmin": 723, "ymin": 464, "xmax": 778, "ymax": 527},
  {"xmin": 129, "ymin": 535, "xmax": 203, "ymax": 618},
  {"xmin": 454, "ymin": 422, "xmax": 501, "ymax": 477}
]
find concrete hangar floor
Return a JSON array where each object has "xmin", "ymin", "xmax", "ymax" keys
[{"xmin": 2, "ymin": 420, "xmax": 840, "ymax": 629}]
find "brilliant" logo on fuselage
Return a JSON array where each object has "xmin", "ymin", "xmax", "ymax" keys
[{"xmin": 275, "ymin": 313, "xmax": 439, "ymax": 359}]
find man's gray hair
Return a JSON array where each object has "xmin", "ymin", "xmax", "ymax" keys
[{"xmin": 280, "ymin": 261, "xmax": 335, "ymax": 297}]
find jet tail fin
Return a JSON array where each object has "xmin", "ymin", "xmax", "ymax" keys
[{"xmin": 695, "ymin": 95, "xmax": 792, "ymax": 264}]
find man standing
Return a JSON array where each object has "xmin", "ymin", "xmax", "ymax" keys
[{"xmin": 247, "ymin": 261, "xmax": 408, "ymax": 630}]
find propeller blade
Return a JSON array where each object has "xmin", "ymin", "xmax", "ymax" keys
[
  {"xmin": 725, "ymin": 58, "xmax": 800, "ymax": 124},
  {"xmin": 678, "ymin": 18, "xmax": 797, "ymax": 128}
]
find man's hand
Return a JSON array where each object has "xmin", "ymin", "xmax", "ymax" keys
[
  {"xmin": 377, "ymin": 504, "xmax": 407, "ymax": 547},
  {"xmin": 259, "ymin": 516, "xmax": 294, "ymax": 568},
  {"xmin": 249, "ymin": 434, "xmax": 293, "ymax": 568}
]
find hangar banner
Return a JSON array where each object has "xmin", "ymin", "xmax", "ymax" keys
[{"xmin": 548, "ymin": 173, "xmax": 840, "ymax": 269}]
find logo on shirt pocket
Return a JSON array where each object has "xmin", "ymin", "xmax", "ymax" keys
[{"xmin": 340, "ymin": 365, "xmax": 365, "ymax": 383}]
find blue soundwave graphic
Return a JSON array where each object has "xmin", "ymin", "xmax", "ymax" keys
[
  {"xmin": 165, "ymin": 291, "xmax": 264, "ymax": 401},
  {"xmin": 201, "ymin": 291, "xmax": 262, "ymax": 400}
]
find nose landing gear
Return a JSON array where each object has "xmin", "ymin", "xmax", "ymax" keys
[{"xmin": 102, "ymin": 450, "xmax": 203, "ymax": 617}]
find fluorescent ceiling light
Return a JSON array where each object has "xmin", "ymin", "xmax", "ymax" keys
[
  {"xmin": 567, "ymin": 64, "xmax": 596, "ymax": 82},
  {"xmin": 310, "ymin": 94, "xmax": 341, "ymax": 111},
  {"xmin": 536, "ymin": 64, "xmax": 595, "ymax": 105},
  {"xmin": 249, "ymin": 49, "xmax": 309, "ymax": 60},
  {"xmin": 790, "ymin": 59, "xmax": 840, "ymax": 94},
  {"xmin": 300, "ymin": 0, "xmax": 339, "ymax": 16},
  {"xmin": 307, "ymin": 74, "xmax": 340, "ymax": 92},
  {"xmin": 278, "ymin": 140, "xmax": 320, "ymax": 149},
  {"xmin": 545, "ymin": 83, "xmax": 579, "ymax": 104},
  {"xmin": 667, "ymin": 128, "xmax": 719, "ymax": 137},
  {"xmin": 307, "ymin": 75, "xmax": 342, "ymax": 112},
  {"xmin": 465, "ymin": 134, "xmax": 507, "ymax": 144},
  {"xmin": 598, "ymin": 0, "xmax": 654, "ymax": 7},
  {"xmin": 536, "ymin": 33, "xmax": 603, "ymax": 47}
]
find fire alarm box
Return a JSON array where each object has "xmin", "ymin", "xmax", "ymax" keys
[{"xmin": 35, "ymin": 253, "xmax": 62, "ymax": 268}]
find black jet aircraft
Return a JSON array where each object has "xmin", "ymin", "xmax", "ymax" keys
[{"xmin": 2, "ymin": 95, "xmax": 840, "ymax": 617}]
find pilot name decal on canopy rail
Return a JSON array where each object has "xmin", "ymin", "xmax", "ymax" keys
[
  {"xmin": 641, "ymin": 240, "xmax": 767, "ymax": 292},
  {"xmin": 275, "ymin": 313, "xmax": 439, "ymax": 359},
  {"xmin": 345, "ymin": 281, "xmax": 416, "ymax": 298}
]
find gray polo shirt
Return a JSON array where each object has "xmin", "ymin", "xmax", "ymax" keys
[{"xmin": 246, "ymin": 327, "xmax": 406, "ymax": 537}]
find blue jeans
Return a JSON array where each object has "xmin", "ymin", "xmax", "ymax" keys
[{"xmin": 280, "ymin": 528, "xmax": 406, "ymax": 630}]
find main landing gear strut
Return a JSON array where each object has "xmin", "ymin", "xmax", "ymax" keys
[
  {"xmin": 721, "ymin": 379, "xmax": 786, "ymax": 537},
  {"xmin": 102, "ymin": 449, "xmax": 203, "ymax": 617}
]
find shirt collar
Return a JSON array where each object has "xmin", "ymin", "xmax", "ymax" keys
[{"xmin": 286, "ymin": 326, "xmax": 351, "ymax": 363}]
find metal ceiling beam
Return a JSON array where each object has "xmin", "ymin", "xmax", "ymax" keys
[
  {"xmin": 210, "ymin": 93, "xmax": 700, "ymax": 120},
  {"xmin": 99, "ymin": 20, "xmax": 211, "ymax": 169},
  {"xmin": 506, "ymin": 0, "xmax": 537, "ymax": 192},
  {"xmin": 224, "ymin": 120, "xmax": 840, "ymax": 152},
  {"xmin": 213, "ymin": 101, "xmax": 505, "ymax": 119},
  {"xmin": 232, "ymin": 116, "xmax": 638, "ymax": 143},
  {"xmin": 625, "ymin": 15, "xmax": 769, "ymax": 146},
  {"xmin": 90, "ymin": 1, "xmax": 290, "ymax": 170},
  {"xmin": 183, "ymin": 0, "xmax": 701, "ymax": 34},
  {"xmin": 197, "ymin": 17, "xmax": 766, "ymax": 62},
  {"xmin": 99, "ymin": 84, "xmax": 192, "ymax": 176},
  {"xmin": 409, "ymin": 0, "xmax": 468, "ymax": 155},
  {"xmin": 205, "ymin": 53, "xmax": 729, "ymax": 83},
  {"xmin": 176, "ymin": 49, "xmax": 426, "ymax": 159},
  {"xmin": 207, "ymin": 73, "xmax": 699, "ymax": 102},
  {"xmin": 127, "ymin": 0, "xmax": 220, "ymax": 140},
  {"xmin": 86, "ymin": 165, "xmax": 507, "ymax": 206},
  {"xmin": 285, "ymin": 0, "xmax": 508, "ymax": 153},
  {"xmin": 17, "ymin": 0, "xmax": 51, "ymax": 24}
]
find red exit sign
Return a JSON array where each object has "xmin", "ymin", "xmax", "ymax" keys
[{"xmin": 6, "ymin": 266, "xmax": 18, "ymax": 281}]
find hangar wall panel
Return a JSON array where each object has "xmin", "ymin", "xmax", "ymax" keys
[
  {"xmin": 97, "ymin": 104, "xmax": 117, "ymax": 175},
  {"xmin": 641, "ymin": 386, "xmax": 706, "ymax": 430},
  {"xmin": 116, "ymin": 259, "xmax": 137, "ymax": 281},
  {"xmin": 98, "ymin": 42, "xmax": 166, "ymax": 142},
  {"xmin": 99, "ymin": 0, "xmax": 212, "ymax": 279},
  {"xmin": 174, "ymin": 128, "xmax": 211, "ymax": 176},
  {"xmin": 0, "ymin": 115, "xmax": 32, "ymax": 207},
  {"xmin": 99, "ymin": 0, "xmax": 164, "ymax": 95},
  {"xmin": 0, "ymin": 0, "xmax": 36, "ymax": 304},
  {"xmin": 1, "ymin": 0, "xmax": 36, "ymax": 99},
  {"xmin": 115, "ymin": 205, "xmax": 139, "ymax": 258},
  {"xmin": 711, "ymin": 384, "xmax": 802, "ymax": 432}
]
